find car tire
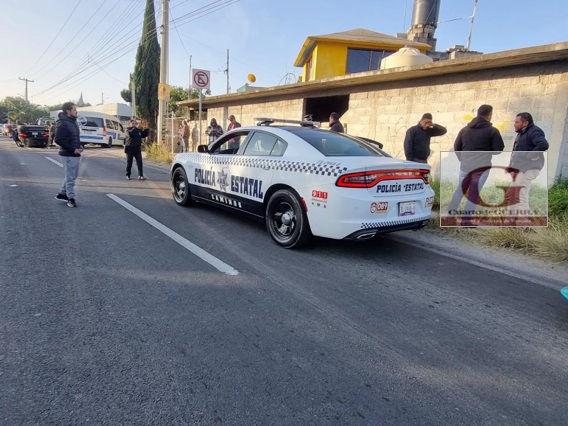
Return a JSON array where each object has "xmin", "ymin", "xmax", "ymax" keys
[
  {"xmin": 106, "ymin": 137, "xmax": 112, "ymax": 148},
  {"xmin": 172, "ymin": 167, "xmax": 194, "ymax": 206},
  {"xmin": 266, "ymin": 189, "xmax": 312, "ymax": 249}
]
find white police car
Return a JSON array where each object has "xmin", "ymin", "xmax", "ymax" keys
[{"xmin": 170, "ymin": 118, "xmax": 434, "ymax": 248}]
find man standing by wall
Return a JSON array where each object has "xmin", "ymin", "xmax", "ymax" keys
[
  {"xmin": 181, "ymin": 120, "xmax": 190, "ymax": 152},
  {"xmin": 448, "ymin": 105, "xmax": 504, "ymax": 225},
  {"xmin": 227, "ymin": 115, "xmax": 241, "ymax": 131},
  {"xmin": 54, "ymin": 102, "xmax": 83, "ymax": 208},
  {"xmin": 125, "ymin": 119, "xmax": 149, "ymax": 180},
  {"xmin": 206, "ymin": 118, "xmax": 223, "ymax": 143},
  {"xmin": 403, "ymin": 113, "xmax": 446, "ymax": 163},
  {"xmin": 227, "ymin": 115, "xmax": 241, "ymax": 150},
  {"xmin": 506, "ymin": 112, "xmax": 549, "ymax": 224},
  {"xmin": 329, "ymin": 112, "xmax": 344, "ymax": 133}
]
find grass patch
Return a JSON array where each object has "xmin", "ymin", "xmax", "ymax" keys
[
  {"xmin": 478, "ymin": 227, "xmax": 536, "ymax": 250},
  {"xmin": 144, "ymin": 141, "xmax": 174, "ymax": 164},
  {"xmin": 530, "ymin": 220, "xmax": 568, "ymax": 262},
  {"xmin": 548, "ymin": 178, "xmax": 568, "ymax": 218}
]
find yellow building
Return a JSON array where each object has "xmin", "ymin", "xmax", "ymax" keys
[{"xmin": 294, "ymin": 28, "xmax": 432, "ymax": 82}]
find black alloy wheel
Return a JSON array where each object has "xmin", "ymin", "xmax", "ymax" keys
[
  {"xmin": 265, "ymin": 189, "xmax": 312, "ymax": 248},
  {"xmin": 172, "ymin": 167, "xmax": 193, "ymax": 206}
]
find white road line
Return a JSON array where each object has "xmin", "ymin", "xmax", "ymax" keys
[
  {"xmin": 106, "ymin": 193, "xmax": 239, "ymax": 276},
  {"xmin": 45, "ymin": 157, "xmax": 63, "ymax": 167}
]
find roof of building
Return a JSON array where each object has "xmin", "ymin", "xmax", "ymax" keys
[
  {"xmin": 293, "ymin": 28, "xmax": 432, "ymax": 67},
  {"xmin": 178, "ymin": 42, "xmax": 568, "ymax": 110}
]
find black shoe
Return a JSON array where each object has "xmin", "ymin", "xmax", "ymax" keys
[
  {"xmin": 67, "ymin": 198, "xmax": 77, "ymax": 208},
  {"xmin": 55, "ymin": 193, "xmax": 68, "ymax": 201},
  {"xmin": 138, "ymin": 176, "xmax": 147, "ymax": 180}
]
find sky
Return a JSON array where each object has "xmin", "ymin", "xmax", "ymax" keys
[{"xmin": 0, "ymin": 0, "xmax": 566, "ymax": 108}]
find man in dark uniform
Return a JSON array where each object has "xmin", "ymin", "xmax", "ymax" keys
[{"xmin": 125, "ymin": 119, "xmax": 149, "ymax": 180}]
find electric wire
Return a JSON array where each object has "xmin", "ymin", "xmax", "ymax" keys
[{"xmin": 35, "ymin": 0, "xmax": 239, "ymax": 102}]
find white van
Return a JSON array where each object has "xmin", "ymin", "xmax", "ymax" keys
[{"xmin": 77, "ymin": 111, "xmax": 127, "ymax": 148}]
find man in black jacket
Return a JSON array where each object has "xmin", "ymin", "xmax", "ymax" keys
[
  {"xmin": 448, "ymin": 104, "xmax": 504, "ymax": 224},
  {"xmin": 506, "ymin": 112, "xmax": 549, "ymax": 223},
  {"xmin": 125, "ymin": 119, "xmax": 149, "ymax": 180},
  {"xmin": 329, "ymin": 112, "xmax": 344, "ymax": 133},
  {"xmin": 54, "ymin": 102, "xmax": 83, "ymax": 208},
  {"xmin": 403, "ymin": 113, "xmax": 446, "ymax": 163}
]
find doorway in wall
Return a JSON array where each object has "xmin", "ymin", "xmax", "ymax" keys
[{"xmin": 303, "ymin": 95, "xmax": 349, "ymax": 124}]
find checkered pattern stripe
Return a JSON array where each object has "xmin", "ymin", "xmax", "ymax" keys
[
  {"xmin": 360, "ymin": 216, "xmax": 429, "ymax": 229},
  {"xmin": 193, "ymin": 155, "xmax": 348, "ymax": 177}
]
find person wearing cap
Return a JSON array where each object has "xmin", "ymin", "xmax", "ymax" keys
[
  {"xmin": 205, "ymin": 118, "xmax": 223, "ymax": 143},
  {"xmin": 329, "ymin": 112, "xmax": 344, "ymax": 133},
  {"xmin": 403, "ymin": 113, "xmax": 447, "ymax": 163}
]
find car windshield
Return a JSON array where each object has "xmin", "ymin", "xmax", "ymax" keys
[{"xmin": 287, "ymin": 128, "xmax": 387, "ymax": 157}]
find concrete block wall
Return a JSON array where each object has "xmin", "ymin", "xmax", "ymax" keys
[
  {"xmin": 334, "ymin": 62, "xmax": 568, "ymax": 182},
  {"xmin": 184, "ymin": 61, "xmax": 568, "ymax": 182}
]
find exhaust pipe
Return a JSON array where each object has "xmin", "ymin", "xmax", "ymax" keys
[{"xmin": 357, "ymin": 232, "xmax": 377, "ymax": 240}]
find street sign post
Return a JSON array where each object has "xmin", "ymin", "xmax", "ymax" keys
[
  {"xmin": 192, "ymin": 69, "xmax": 210, "ymax": 90},
  {"xmin": 192, "ymin": 69, "xmax": 210, "ymax": 145}
]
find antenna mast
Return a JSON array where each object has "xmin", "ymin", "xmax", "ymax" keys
[{"xmin": 466, "ymin": 0, "xmax": 479, "ymax": 51}]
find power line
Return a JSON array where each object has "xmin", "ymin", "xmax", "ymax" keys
[
  {"xmin": 35, "ymin": 0, "xmax": 240, "ymax": 102},
  {"xmin": 25, "ymin": 0, "xmax": 83, "ymax": 76}
]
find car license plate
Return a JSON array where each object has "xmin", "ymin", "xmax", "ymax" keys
[
  {"xmin": 399, "ymin": 201, "xmax": 416, "ymax": 216},
  {"xmin": 34, "ymin": 132, "xmax": 39, "ymax": 136}
]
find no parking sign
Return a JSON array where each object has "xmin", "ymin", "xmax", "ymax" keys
[{"xmin": 192, "ymin": 69, "xmax": 210, "ymax": 90}]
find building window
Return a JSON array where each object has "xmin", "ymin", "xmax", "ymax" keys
[{"xmin": 346, "ymin": 48, "xmax": 394, "ymax": 73}]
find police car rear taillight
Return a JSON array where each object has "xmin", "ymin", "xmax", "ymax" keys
[{"xmin": 336, "ymin": 169, "xmax": 430, "ymax": 188}]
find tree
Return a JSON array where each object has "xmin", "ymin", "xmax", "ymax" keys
[
  {"xmin": 0, "ymin": 97, "xmax": 49, "ymax": 123},
  {"xmin": 125, "ymin": 0, "xmax": 160, "ymax": 140},
  {"xmin": 168, "ymin": 86, "xmax": 201, "ymax": 116}
]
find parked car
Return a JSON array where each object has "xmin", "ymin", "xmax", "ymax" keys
[
  {"xmin": 14, "ymin": 123, "xmax": 49, "ymax": 148},
  {"xmin": 77, "ymin": 111, "xmax": 126, "ymax": 147},
  {"xmin": 35, "ymin": 117, "xmax": 55, "ymax": 126},
  {"xmin": 170, "ymin": 117, "xmax": 434, "ymax": 248}
]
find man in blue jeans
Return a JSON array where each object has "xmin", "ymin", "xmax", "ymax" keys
[{"xmin": 54, "ymin": 102, "xmax": 83, "ymax": 208}]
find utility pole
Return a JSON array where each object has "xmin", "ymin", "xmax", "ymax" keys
[
  {"xmin": 188, "ymin": 55, "xmax": 192, "ymax": 100},
  {"xmin": 19, "ymin": 77, "xmax": 34, "ymax": 103},
  {"xmin": 226, "ymin": 49, "xmax": 230, "ymax": 94},
  {"xmin": 157, "ymin": 0, "xmax": 169, "ymax": 144},
  {"xmin": 131, "ymin": 81, "xmax": 136, "ymax": 119},
  {"xmin": 101, "ymin": 92, "xmax": 104, "ymax": 104}
]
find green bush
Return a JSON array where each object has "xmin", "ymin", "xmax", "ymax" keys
[{"xmin": 548, "ymin": 178, "xmax": 568, "ymax": 219}]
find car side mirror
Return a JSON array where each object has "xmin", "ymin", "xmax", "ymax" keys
[{"xmin": 197, "ymin": 145, "xmax": 209, "ymax": 153}]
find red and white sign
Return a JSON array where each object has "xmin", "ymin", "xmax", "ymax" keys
[
  {"xmin": 192, "ymin": 69, "xmax": 210, "ymax": 90},
  {"xmin": 370, "ymin": 202, "xmax": 388, "ymax": 214}
]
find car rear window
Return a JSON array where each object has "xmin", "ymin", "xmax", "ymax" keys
[
  {"xmin": 288, "ymin": 128, "xmax": 387, "ymax": 157},
  {"xmin": 83, "ymin": 117, "xmax": 104, "ymax": 128}
]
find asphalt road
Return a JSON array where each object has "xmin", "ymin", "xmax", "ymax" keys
[{"xmin": 1, "ymin": 136, "xmax": 567, "ymax": 425}]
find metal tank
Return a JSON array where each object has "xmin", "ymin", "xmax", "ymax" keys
[
  {"xmin": 411, "ymin": 0, "xmax": 441, "ymax": 27},
  {"xmin": 408, "ymin": 0, "xmax": 441, "ymax": 50}
]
